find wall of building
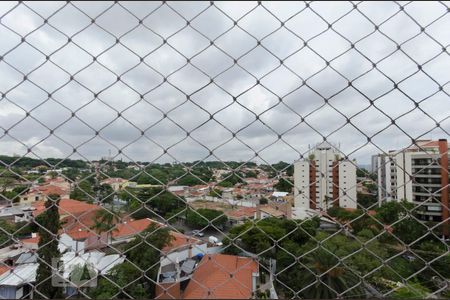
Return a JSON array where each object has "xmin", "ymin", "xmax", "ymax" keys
[
  {"xmin": 375, "ymin": 140, "xmax": 450, "ymax": 224},
  {"xmin": 338, "ymin": 161, "xmax": 357, "ymax": 209},
  {"xmin": 294, "ymin": 143, "xmax": 357, "ymax": 211},
  {"xmin": 293, "ymin": 161, "xmax": 310, "ymax": 209}
]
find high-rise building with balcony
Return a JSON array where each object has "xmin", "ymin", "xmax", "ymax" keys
[
  {"xmin": 293, "ymin": 142, "xmax": 357, "ymax": 212},
  {"xmin": 374, "ymin": 139, "xmax": 449, "ymax": 223}
]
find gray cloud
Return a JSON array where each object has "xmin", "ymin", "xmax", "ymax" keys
[{"xmin": 1, "ymin": 1, "xmax": 449, "ymax": 165}]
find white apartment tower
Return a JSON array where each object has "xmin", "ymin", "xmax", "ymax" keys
[
  {"xmin": 375, "ymin": 139, "xmax": 450, "ymax": 225},
  {"xmin": 294, "ymin": 142, "xmax": 357, "ymax": 211}
]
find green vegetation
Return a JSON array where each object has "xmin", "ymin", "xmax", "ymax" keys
[
  {"xmin": 1, "ymin": 154, "xmax": 449, "ymax": 298},
  {"xmin": 127, "ymin": 187, "xmax": 184, "ymax": 220},
  {"xmin": 218, "ymin": 172, "xmax": 244, "ymax": 187},
  {"xmin": 391, "ymin": 282, "xmax": 430, "ymax": 299},
  {"xmin": 90, "ymin": 223, "xmax": 173, "ymax": 298},
  {"xmin": 208, "ymin": 188, "xmax": 222, "ymax": 197},
  {"xmin": 356, "ymin": 167, "xmax": 377, "ymax": 181},
  {"xmin": 186, "ymin": 208, "xmax": 228, "ymax": 229},
  {"xmin": 0, "ymin": 220, "xmax": 15, "ymax": 248},
  {"xmin": 261, "ymin": 161, "xmax": 294, "ymax": 178},
  {"xmin": 274, "ymin": 178, "xmax": 292, "ymax": 193},
  {"xmin": 357, "ymin": 192, "xmax": 377, "ymax": 209},
  {"xmin": 224, "ymin": 217, "xmax": 320, "ymax": 258},
  {"xmin": 91, "ymin": 209, "xmax": 120, "ymax": 241},
  {"xmin": 1, "ymin": 185, "xmax": 29, "ymax": 203},
  {"xmin": 35, "ymin": 195, "xmax": 63, "ymax": 298},
  {"xmin": 0, "ymin": 155, "xmax": 88, "ymax": 169},
  {"xmin": 259, "ymin": 197, "xmax": 268, "ymax": 205},
  {"xmin": 70, "ymin": 178, "xmax": 96, "ymax": 202}
]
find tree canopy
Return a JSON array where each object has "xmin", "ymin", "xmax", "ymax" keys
[{"xmin": 186, "ymin": 208, "xmax": 228, "ymax": 229}]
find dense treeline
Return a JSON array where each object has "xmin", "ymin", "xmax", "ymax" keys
[{"xmin": 0, "ymin": 155, "xmax": 88, "ymax": 169}]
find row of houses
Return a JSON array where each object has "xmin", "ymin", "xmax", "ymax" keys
[{"xmin": 0, "ymin": 197, "xmax": 274, "ymax": 299}]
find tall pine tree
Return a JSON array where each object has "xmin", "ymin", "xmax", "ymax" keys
[{"xmin": 35, "ymin": 194, "xmax": 63, "ymax": 298}]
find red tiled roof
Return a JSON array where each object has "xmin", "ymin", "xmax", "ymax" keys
[
  {"xmin": 225, "ymin": 207, "xmax": 256, "ymax": 219},
  {"xmin": 112, "ymin": 218, "xmax": 203, "ymax": 253},
  {"xmin": 112, "ymin": 218, "xmax": 154, "ymax": 239},
  {"xmin": 171, "ymin": 190, "xmax": 185, "ymax": 196},
  {"xmin": 163, "ymin": 231, "xmax": 203, "ymax": 253},
  {"xmin": 61, "ymin": 209, "xmax": 99, "ymax": 232},
  {"xmin": 191, "ymin": 185, "xmax": 210, "ymax": 190},
  {"xmin": 28, "ymin": 185, "xmax": 66, "ymax": 196},
  {"xmin": 65, "ymin": 230, "xmax": 96, "ymax": 241},
  {"xmin": 259, "ymin": 206, "xmax": 285, "ymax": 218},
  {"xmin": 0, "ymin": 265, "xmax": 11, "ymax": 276},
  {"xmin": 21, "ymin": 235, "xmax": 40, "ymax": 244},
  {"xmin": 421, "ymin": 140, "xmax": 440, "ymax": 148},
  {"xmin": 183, "ymin": 254, "xmax": 258, "ymax": 299},
  {"xmin": 32, "ymin": 199, "xmax": 100, "ymax": 217}
]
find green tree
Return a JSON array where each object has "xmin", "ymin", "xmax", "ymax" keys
[
  {"xmin": 218, "ymin": 172, "xmax": 243, "ymax": 187},
  {"xmin": 356, "ymin": 168, "xmax": 369, "ymax": 178},
  {"xmin": 70, "ymin": 179, "xmax": 95, "ymax": 202},
  {"xmin": 91, "ymin": 223, "xmax": 173, "ymax": 298},
  {"xmin": 0, "ymin": 219, "xmax": 15, "ymax": 248},
  {"xmin": 274, "ymin": 178, "xmax": 292, "ymax": 193},
  {"xmin": 295, "ymin": 248, "xmax": 365, "ymax": 299},
  {"xmin": 62, "ymin": 167, "xmax": 80, "ymax": 182},
  {"xmin": 376, "ymin": 200, "xmax": 412, "ymax": 225},
  {"xmin": 357, "ymin": 192, "xmax": 377, "ymax": 209},
  {"xmin": 244, "ymin": 171, "xmax": 258, "ymax": 178},
  {"xmin": 136, "ymin": 168, "xmax": 168, "ymax": 185},
  {"xmin": 186, "ymin": 208, "xmax": 228, "ymax": 229},
  {"xmin": 129, "ymin": 188, "xmax": 184, "ymax": 219},
  {"xmin": 393, "ymin": 215, "xmax": 427, "ymax": 245},
  {"xmin": 47, "ymin": 171, "xmax": 58, "ymax": 179},
  {"xmin": 90, "ymin": 262, "xmax": 146, "ymax": 299},
  {"xmin": 224, "ymin": 218, "xmax": 319, "ymax": 258},
  {"xmin": 94, "ymin": 184, "xmax": 115, "ymax": 204},
  {"xmin": 91, "ymin": 209, "xmax": 120, "ymax": 243},
  {"xmin": 259, "ymin": 197, "xmax": 268, "ymax": 205},
  {"xmin": 176, "ymin": 174, "xmax": 203, "ymax": 186},
  {"xmin": 208, "ymin": 188, "xmax": 222, "ymax": 197},
  {"xmin": 35, "ymin": 194, "xmax": 63, "ymax": 298},
  {"xmin": 118, "ymin": 188, "xmax": 136, "ymax": 203}
]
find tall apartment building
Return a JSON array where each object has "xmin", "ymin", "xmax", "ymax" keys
[
  {"xmin": 374, "ymin": 139, "xmax": 449, "ymax": 223},
  {"xmin": 293, "ymin": 142, "xmax": 357, "ymax": 211}
]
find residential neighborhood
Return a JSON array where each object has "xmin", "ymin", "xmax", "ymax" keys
[{"xmin": 0, "ymin": 138, "xmax": 448, "ymax": 299}]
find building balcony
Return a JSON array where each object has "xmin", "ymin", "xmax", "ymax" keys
[
  {"xmin": 413, "ymin": 174, "xmax": 442, "ymax": 178},
  {"xmin": 413, "ymin": 191, "xmax": 441, "ymax": 197}
]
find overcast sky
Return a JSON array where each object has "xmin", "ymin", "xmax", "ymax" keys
[{"xmin": 0, "ymin": 1, "xmax": 449, "ymax": 166}]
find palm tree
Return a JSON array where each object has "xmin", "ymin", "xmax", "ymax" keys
[
  {"xmin": 297, "ymin": 249, "xmax": 365, "ymax": 299},
  {"xmin": 91, "ymin": 208, "xmax": 120, "ymax": 245}
]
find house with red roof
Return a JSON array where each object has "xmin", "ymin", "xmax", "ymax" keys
[
  {"xmin": 32, "ymin": 198, "xmax": 100, "ymax": 219},
  {"xmin": 156, "ymin": 254, "xmax": 260, "ymax": 299},
  {"xmin": 225, "ymin": 207, "xmax": 256, "ymax": 225},
  {"xmin": 18, "ymin": 185, "xmax": 68, "ymax": 206}
]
